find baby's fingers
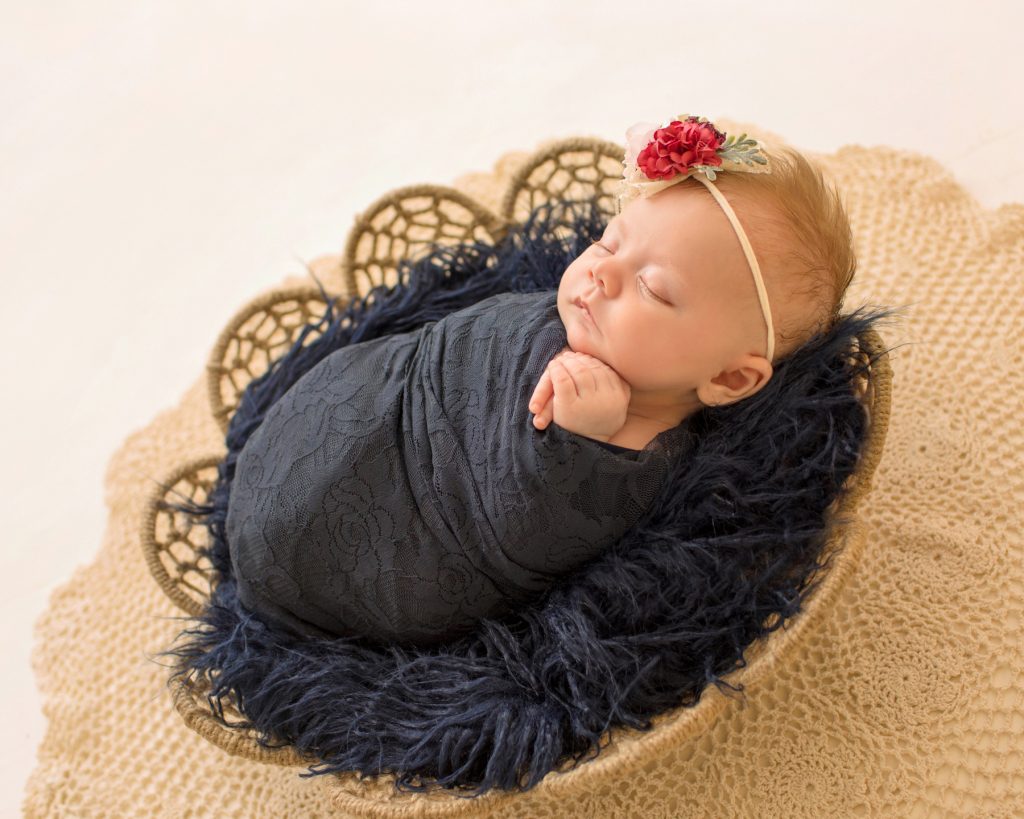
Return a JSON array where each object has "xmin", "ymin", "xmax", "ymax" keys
[
  {"xmin": 528, "ymin": 369, "xmax": 553, "ymax": 414},
  {"xmin": 549, "ymin": 359, "xmax": 580, "ymax": 399},
  {"xmin": 530, "ymin": 369, "xmax": 556, "ymax": 429},
  {"xmin": 563, "ymin": 353, "xmax": 606, "ymax": 393},
  {"xmin": 535, "ymin": 397, "xmax": 555, "ymax": 429}
]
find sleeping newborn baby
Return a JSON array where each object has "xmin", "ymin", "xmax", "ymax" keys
[{"xmin": 226, "ymin": 119, "xmax": 854, "ymax": 647}]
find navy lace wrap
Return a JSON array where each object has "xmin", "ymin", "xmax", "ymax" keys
[{"xmin": 226, "ymin": 290, "xmax": 691, "ymax": 646}]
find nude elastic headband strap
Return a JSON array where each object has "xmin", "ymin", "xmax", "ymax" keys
[{"xmin": 691, "ymin": 173, "xmax": 775, "ymax": 362}]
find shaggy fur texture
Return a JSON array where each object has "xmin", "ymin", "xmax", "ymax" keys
[{"xmin": 157, "ymin": 197, "xmax": 897, "ymax": 798}]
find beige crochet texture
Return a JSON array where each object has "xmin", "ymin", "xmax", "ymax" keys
[{"xmin": 24, "ymin": 119, "xmax": 1024, "ymax": 817}]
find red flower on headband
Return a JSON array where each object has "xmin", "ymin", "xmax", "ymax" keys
[{"xmin": 636, "ymin": 116, "xmax": 727, "ymax": 180}]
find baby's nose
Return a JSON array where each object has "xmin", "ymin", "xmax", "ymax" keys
[{"xmin": 590, "ymin": 261, "xmax": 614, "ymax": 293}]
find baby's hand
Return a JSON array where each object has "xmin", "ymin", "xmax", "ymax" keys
[{"xmin": 528, "ymin": 350, "xmax": 631, "ymax": 441}]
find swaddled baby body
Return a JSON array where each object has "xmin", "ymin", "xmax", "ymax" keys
[
  {"xmin": 227, "ymin": 135, "xmax": 855, "ymax": 647},
  {"xmin": 227, "ymin": 290, "xmax": 690, "ymax": 646}
]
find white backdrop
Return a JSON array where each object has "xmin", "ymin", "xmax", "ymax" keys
[{"xmin": 2, "ymin": 1, "xmax": 1020, "ymax": 811}]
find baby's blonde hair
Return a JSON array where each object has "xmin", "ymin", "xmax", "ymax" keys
[{"xmin": 700, "ymin": 144, "xmax": 857, "ymax": 363}]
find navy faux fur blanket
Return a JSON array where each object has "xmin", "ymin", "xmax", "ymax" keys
[{"xmin": 159, "ymin": 196, "xmax": 897, "ymax": 798}]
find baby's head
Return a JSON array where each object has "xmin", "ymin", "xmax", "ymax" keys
[{"xmin": 556, "ymin": 141, "xmax": 856, "ymax": 426}]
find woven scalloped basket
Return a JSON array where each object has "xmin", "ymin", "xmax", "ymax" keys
[{"xmin": 24, "ymin": 120, "xmax": 1024, "ymax": 818}]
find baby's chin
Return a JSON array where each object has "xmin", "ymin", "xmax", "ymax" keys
[
  {"xmin": 562, "ymin": 323, "xmax": 613, "ymax": 367},
  {"xmin": 560, "ymin": 318, "xmax": 590, "ymax": 356}
]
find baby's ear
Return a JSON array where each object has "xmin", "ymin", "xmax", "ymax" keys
[{"xmin": 702, "ymin": 356, "xmax": 773, "ymax": 405}]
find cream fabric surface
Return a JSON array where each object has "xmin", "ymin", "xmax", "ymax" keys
[{"xmin": 23, "ymin": 125, "xmax": 1024, "ymax": 817}]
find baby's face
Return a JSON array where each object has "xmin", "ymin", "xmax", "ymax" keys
[{"xmin": 557, "ymin": 182, "xmax": 768, "ymax": 407}]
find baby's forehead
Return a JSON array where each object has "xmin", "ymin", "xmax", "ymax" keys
[
  {"xmin": 620, "ymin": 184, "xmax": 790, "ymax": 258},
  {"xmin": 610, "ymin": 190, "xmax": 730, "ymax": 254},
  {"xmin": 617, "ymin": 186, "xmax": 724, "ymax": 229}
]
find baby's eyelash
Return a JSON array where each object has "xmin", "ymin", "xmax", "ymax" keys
[{"xmin": 639, "ymin": 276, "xmax": 670, "ymax": 305}]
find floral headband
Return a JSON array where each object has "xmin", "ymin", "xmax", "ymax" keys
[{"xmin": 615, "ymin": 114, "xmax": 776, "ymax": 362}]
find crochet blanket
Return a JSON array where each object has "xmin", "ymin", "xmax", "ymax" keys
[
  {"xmin": 226, "ymin": 289, "xmax": 687, "ymax": 646},
  {"xmin": 23, "ymin": 123, "xmax": 1024, "ymax": 818}
]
